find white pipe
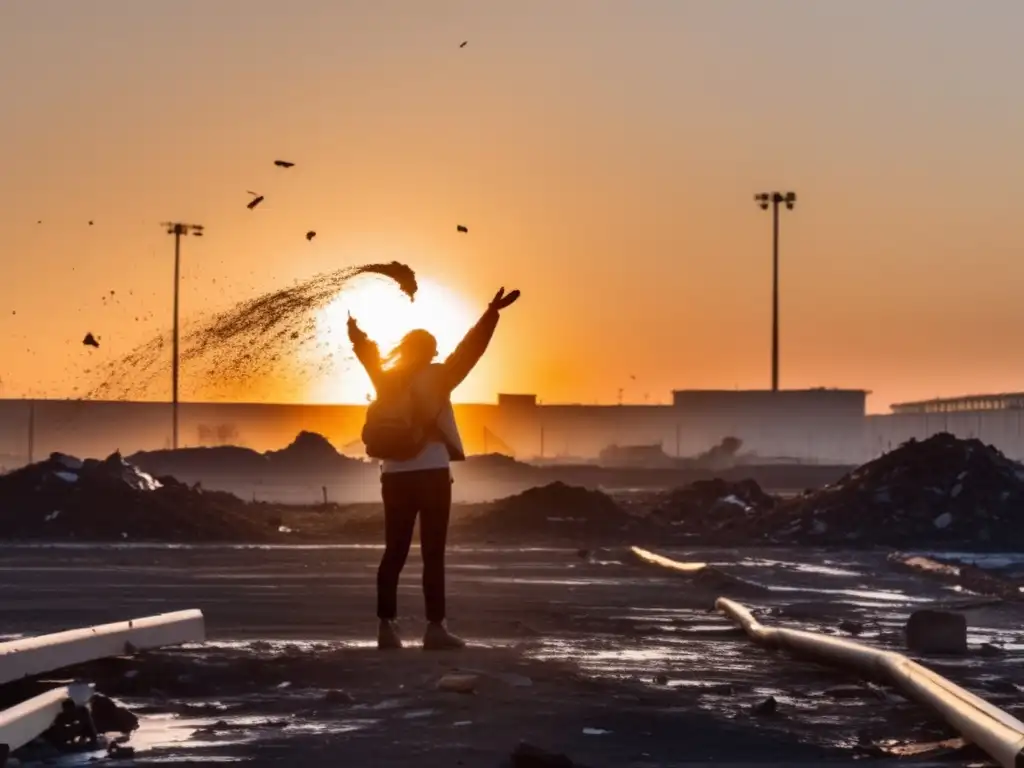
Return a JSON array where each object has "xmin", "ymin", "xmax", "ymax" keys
[
  {"xmin": 0, "ymin": 609, "xmax": 205, "ymax": 685},
  {"xmin": 0, "ymin": 683, "xmax": 93, "ymax": 753},
  {"xmin": 630, "ymin": 546, "xmax": 707, "ymax": 573},
  {"xmin": 717, "ymin": 598, "xmax": 1024, "ymax": 768}
]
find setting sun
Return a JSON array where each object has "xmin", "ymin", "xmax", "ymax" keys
[{"xmin": 315, "ymin": 274, "xmax": 478, "ymax": 403}]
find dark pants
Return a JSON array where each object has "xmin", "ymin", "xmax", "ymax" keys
[{"xmin": 377, "ymin": 468, "xmax": 452, "ymax": 624}]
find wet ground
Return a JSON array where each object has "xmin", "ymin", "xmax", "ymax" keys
[{"xmin": 3, "ymin": 544, "xmax": 1023, "ymax": 766}]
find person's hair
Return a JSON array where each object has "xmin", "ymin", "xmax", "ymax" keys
[{"xmin": 382, "ymin": 329, "xmax": 438, "ymax": 372}]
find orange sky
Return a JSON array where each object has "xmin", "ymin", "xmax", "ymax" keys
[{"xmin": 1, "ymin": 0, "xmax": 1023, "ymax": 413}]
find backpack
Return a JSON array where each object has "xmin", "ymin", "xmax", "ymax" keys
[{"xmin": 361, "ymin": 381, "xmax": 435, "ymax": 461}]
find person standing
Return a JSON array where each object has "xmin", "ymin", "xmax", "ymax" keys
[{"xmin": 348, "ymin": 287, "xmax": 520, "ymax": 649}]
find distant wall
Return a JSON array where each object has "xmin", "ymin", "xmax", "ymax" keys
[{"xmin": 0, "ymin": 391, "xmax": 870, "ymax": 468}]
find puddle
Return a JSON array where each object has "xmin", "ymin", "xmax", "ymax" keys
[{"xmin": 726, "ymin": 558, "xmax": 862, "ymax": 578}]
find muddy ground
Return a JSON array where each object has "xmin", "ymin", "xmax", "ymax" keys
[{"xmin": 4, "ymin": 544, "xmax": 1024, "ymax": 767}]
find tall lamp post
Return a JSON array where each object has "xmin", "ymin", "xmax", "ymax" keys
[
  {"xmin": 753, "ymin": 191, "xmax": 796, "ymax": 392},
  {"xmin": 160, "ymin": 221, "xmax": 204, "ymax": 450}
]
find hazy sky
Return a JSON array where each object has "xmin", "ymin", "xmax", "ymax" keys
[{"xmin": 1, "ymin": 0, "xmax": 1022, "ymax": 412}]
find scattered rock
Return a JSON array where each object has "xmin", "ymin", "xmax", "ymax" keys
[
  {"xmin": 838, "ymin": 620, "xmax": 864, "ymax": 636},
  {"xmin": 89, "ymin": 694, "xmax": 139, "ymax": 734},
  {"xmin": 905, "ymin": 610, "xmax": 967, "ymax": 655},
  {"xmin": 510, "ymin": 742, "xmax": 577, "ymax": 768},
  {"xmin": 752, "ymin": 696, "xmax": 778, "ymax": 716},
  {"xmin": 437, "ymin": 673, "xmax": 479, "ymax": 694},
  {"xmin": 107, "ymin": 742, "xmax": 135, "ymax": 758},
  {"xmin": 323, "ymin": 689, "xmax": 354, "ymax": 705}
]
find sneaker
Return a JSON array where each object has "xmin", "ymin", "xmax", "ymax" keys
[
  {"xmin": 423, "ymin": 622, "xmax": 466, "ymax": 651},
  {"xmin": 377, "ymin": 620, "xmax": 403, "ymax": 650}
]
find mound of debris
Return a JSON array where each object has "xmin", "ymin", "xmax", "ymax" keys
[
  {"xmin": 761, "ymin": 433, "xmax": 1024, "ymax": 548},
  {"xmin": 129, "ymin": 431, "xmax": 366, "ymax": 484},
  {"xmin": 650, "ymin": 478, "xmax": 777, "ymax": 538},
  {"xmin": 460, "ymin": 453, "xmax": 538, "ymax": 474},
  {"xmin": 265, "ymin": 430, "xmax": 358, "ymax": 473},
  {"xmin": 0, "ymin": 452, "xmax": 272, "ymax": 541},
  {"xmin": 460, "ymin": 482, "xmax": 638, "ymax": 539}
]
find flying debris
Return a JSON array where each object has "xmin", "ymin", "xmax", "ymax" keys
[
  {"xmin": 456, "ymin": 224, "xmax": 468, "ymax": 233},
  {"xmin": 36, "ymin": 220, "xmax": 42, "ymax": 224},
  {"xmin": 305, "ymin": 230, "xmax": 316, "ymax": 241},
  {"xmin": 88, "ymin": 220, "xmax": 94, "ymax": 226},
  {"xmin": 459, "ymin": 41, "xmax": 468, "ymax": 48},
  {"xmin": 82, "ymin": 333, "xmax": 100, "ymax": 348},
  {"xmin": 274, "ymin": 160, "xmax": 295, "ymax": 168},
  {"xmin": 247, "ymin": 195, "xmax": 265, "ymax": 210}
]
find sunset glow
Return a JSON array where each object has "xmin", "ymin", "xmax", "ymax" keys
[{"xmin": 315, "ymin": 275, "xmax": 478, "ymax": 404}]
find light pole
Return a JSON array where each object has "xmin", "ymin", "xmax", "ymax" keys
[
  {"xmin": 754, "ymin": 191, "xmax": 796, "ymax": 392},
  {"xmin": 160, "ymin": 221, "xmax": 204, "ymax": 450}
]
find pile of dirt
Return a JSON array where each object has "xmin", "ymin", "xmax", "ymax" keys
[
  {"xmin": 460, "ymin": 482, "xmax": 638, "ymax": 539},
  {"xmin": 650, "ymin": 478, "xmax": 777, "ymax": 537},
  {"xmin": 759, "ymin": 433, "xmax": 1024, "ymax": 548},
  {"xmin": 129, "ymin": 431, "xmax": 366, "ymax": 482},
  {"xmin": 0, "ymin": 452, "xmax": 272, "ymax": 541}
]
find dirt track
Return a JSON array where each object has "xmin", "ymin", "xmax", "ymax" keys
[{"xmin": 5, "ymin": 544, "xmax": 1024, "ymax": 766}]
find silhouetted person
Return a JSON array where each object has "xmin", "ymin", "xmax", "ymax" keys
[{"xmin": 348, "ymin": 287, "xmax": 520, "ymax": 650}]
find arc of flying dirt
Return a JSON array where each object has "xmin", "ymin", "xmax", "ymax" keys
[{"xmin": 81, "ymin": 262, "xmax": 418, "ymax": 400}]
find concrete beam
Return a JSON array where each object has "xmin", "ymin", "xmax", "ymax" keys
[
  {"xmin": 0, "ymin": 683, "xmax": 93, "ymax": 753},
  {"xmin": 0, "ymin": 609, "xmax": 205, "ymax": 685}
]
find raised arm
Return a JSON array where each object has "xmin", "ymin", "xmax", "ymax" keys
[
  {"xmin": 441, "ymin": 288, "xmax": 520, "ymax": 392},
  {"xmin": 347, "ymin": 314, "xmax": 384, "ymax": 389}
]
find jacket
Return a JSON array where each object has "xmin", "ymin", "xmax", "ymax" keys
[{"xmin": 349, "ymin": 307, "xmax": 501, "ymax": 461}]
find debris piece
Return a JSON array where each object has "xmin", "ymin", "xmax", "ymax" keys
[
  {"xmin": 511, "ymin": 742, "xmax": 577, "ymax": 768},
  {"xmin": 905, "ymin": 609, "xmax": 967, "ymax": 655},
  {"xmin": 456, "ymin": 224, "xmax": 468, "ymax": 233},
  {"xmin": 108, "ymin": 742, "xmax": 135, "ymax": 758},
  {"xmin": 323, "ymin": 689, "xmax": 354, "ymax": 705},
  {"xmin": 274, "ymin": 160, "xmax": 295, "ymax": 168},
  {"xmin": 90, "ymin": 694, "xmax": 139, "ymax": 734},
  {"xmin": 459, "ymin": 41, "xmax": 467, "ymax": 48},
  {"xmin": 305, "ymin": 230, "xmax": 316, "ymax": 241},
  {"xmin": 246, "ymin": 194, "xmax": 265, "ymax": 210},
  {"xmin": 838, "ymin": 619, "xmax": 864, "ymax": 636},
  {"xmin": 752, "ymin": 696, "xmax": 778, "ymax": 716},
  {"xmin": 82, "ymin": 333, "xmax": 99, "ymax": 348},
  {"xmin": 437, "ymin": 673, "xmax": 478, "ymax": 694}
]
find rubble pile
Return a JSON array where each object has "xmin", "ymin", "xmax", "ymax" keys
[
  {"xmin": 650, "ymin": 478, "xmax": 777, "ymax": 537},
  {"xmin": 0, "ymin": 452, "xmax": 272, "ymax": 541},
  {"xmin": 759, "ymin": 434, "xmax": 1024, "ymax": 548},
  {"xmin": 462, "ymin": 482, "xmax": 639, "ymax": 539},
  {"xmin": 129, "ymin": 431, "xmax": 367, "ymax": 484}
]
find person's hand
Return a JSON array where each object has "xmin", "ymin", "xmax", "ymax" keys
[{"xmin": 489, "ymin": 287, "xmax": 521, "ymax": 312}]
